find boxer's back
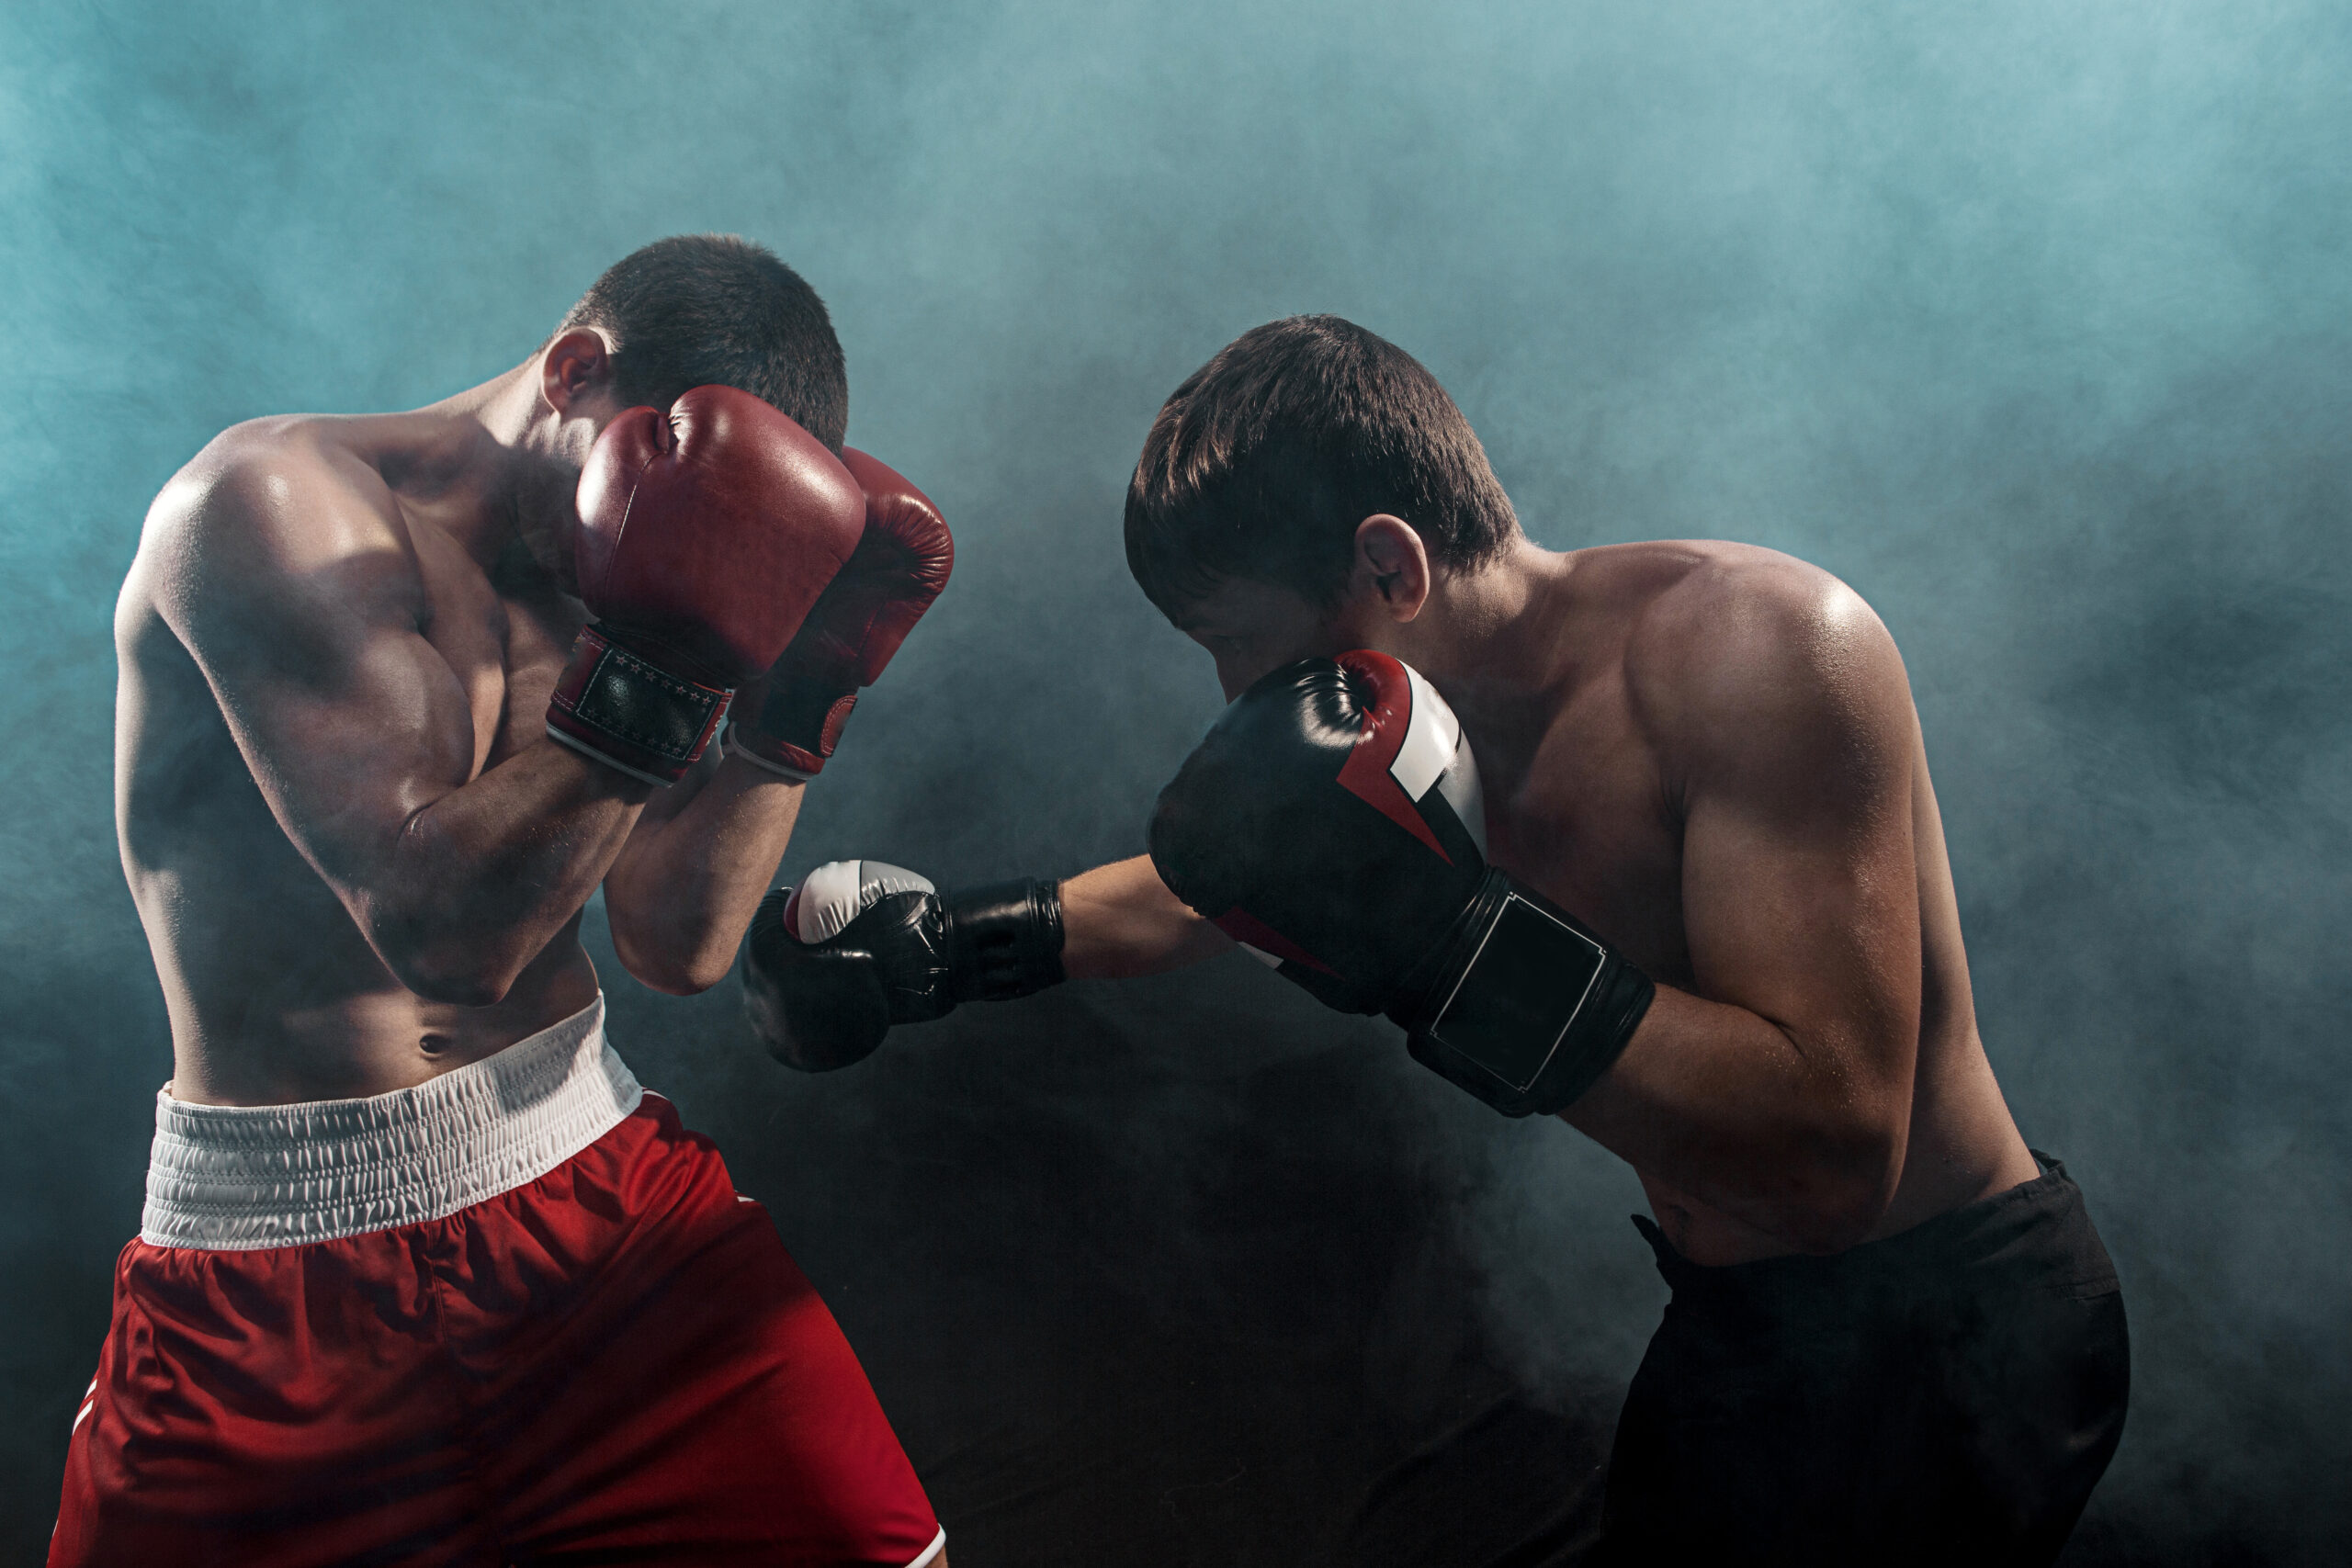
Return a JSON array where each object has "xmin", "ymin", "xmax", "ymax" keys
[
  {"xmin": 1476, "ymin": 538, "xmax": 2039, "ymax": 1265},
  {"xmin": 116, "ymin": 412, "xmax": 597, "ymax": 1106}
]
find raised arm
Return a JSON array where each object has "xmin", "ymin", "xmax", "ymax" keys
[
  {"xmin": 1564, "ymin": 572, "xmax": 1923, "ymax": 1252},
  {"xmin": 603, "ymin": 446, "xmax": 953, "ymax": 995},
  {"xmin": 145, "ymin": 439, "xmax": 651, "ymax": 1006},
  {"xmin": 597, "ymin": 754, "xmax": 808, "ymax": 995}
]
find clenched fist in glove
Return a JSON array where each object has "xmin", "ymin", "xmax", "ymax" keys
[
  {"xmin": 548, "ymin": 385, "xmax": 865, "ymax": 784},
  {"xmin": 1148, "ymin": 649, "xmax": 1654, "ymax": 1118},
  {"xmin": 743, "ymin": 860, "xmax": 1065, "ymax": 1071},
  {"xmin": 726, "ymin": 450, "xmax": 954, "ymax": 780}
]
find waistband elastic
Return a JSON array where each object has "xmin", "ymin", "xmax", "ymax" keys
[
  {"xmin": 1634, "ymin": 1151, "xmax": 2120, "ymax": 1311},
  {"xmin": 141, "ymin": 997, "xmax": 643, "ymax": 1251}
]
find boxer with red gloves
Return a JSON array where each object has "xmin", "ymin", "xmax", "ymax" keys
[
  {"xmin": 756, "ymin": 315, "xmax": 2124, "ymax": 1566},
  {"xmin": 72, "ymin": 237, "xmax": 949, "ymax": 1568}
]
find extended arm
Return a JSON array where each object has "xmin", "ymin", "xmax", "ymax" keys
[
  {"xmin": 1061, "ymin": 855, "xmax": 1233, "ymax": 978},
  {"xmin": 741, "ymin": 852, "xmax": 1231, "ymax": 1070}
]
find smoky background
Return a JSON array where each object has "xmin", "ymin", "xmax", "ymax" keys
[{"xmin": 4, "ymin": 2, "xmax": 2347, "ymax": 1562}]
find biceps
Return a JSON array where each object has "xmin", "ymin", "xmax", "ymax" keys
[
  {"xmin": 194, "ymin": 612, "xmax": 477, "ymax": 891},
  {"xmin": 1679, "ymin": 793, "xmax": 1921, "ymax": 1061}
]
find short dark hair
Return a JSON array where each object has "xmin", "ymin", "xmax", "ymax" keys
[
  {"xmin": 559, "ymin": 234, "xmax": 848, "ymax": 450},
  {"xmin": 1125, "ymin": 315, "xmax": 1519, "ymax": 615}
]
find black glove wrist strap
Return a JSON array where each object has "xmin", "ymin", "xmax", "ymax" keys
[
  {"xmin": 547, "ymin": 624, "xmax": 733, "ymax": 786},
  {"xmin": 1394, "ymin": 867, "xmax": 1654, "ymax": 1119},
  {"xmin": 942, "ymin": 878, "xmax": 1068, "ymax": 1004}
]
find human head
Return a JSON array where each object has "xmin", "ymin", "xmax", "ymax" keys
[
  {"xmin": 514, "ymin": 235, "xmax": 848, "ymax": 591},
  {"xmin": 548, "ymin": 232, "xmax": 848, "ymax": 451},
  {"xmin": 1125, "ymin": 315, "xmax": 1519, "ymax": 692}
]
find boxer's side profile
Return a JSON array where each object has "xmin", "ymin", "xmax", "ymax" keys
[
  {"xmin": 59, "ymin": 235, "xmax": 951, "ymax": 1567},
  {"xmin": 750, "ymin": 317, "xmax": 2130, "ymax": 1563}
]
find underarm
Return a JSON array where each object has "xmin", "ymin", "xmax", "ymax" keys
[{"xmin": 1059, "ymin": 855, "xmax": 1231, "ymax": 980}]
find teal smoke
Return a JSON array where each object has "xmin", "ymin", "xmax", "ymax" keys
[{"xmin": 4, "ymin": 4, "xmax": 2348, "ymax": 1561}]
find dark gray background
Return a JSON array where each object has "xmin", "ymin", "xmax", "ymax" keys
[{"xmin": 4, "ymin": 3, "xmax": 2347, "ymax": 1562}]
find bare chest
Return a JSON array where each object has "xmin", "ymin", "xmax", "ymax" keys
[
  {"xmin": 1475, "ymin": 694, "xmax": 1691, "ymax": 984},
  {"xmin": 409, "ymin": 528, "xmax": 581, "ymax": 778}
]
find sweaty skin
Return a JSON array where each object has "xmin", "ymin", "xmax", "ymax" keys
[
  {"xmin": 1064, "ymin": 522, "xmax": 2040, "ymax": 1266},
  {"xmin": 116, "ymin": 332, "xmax": 809, "ymax": 1107}
]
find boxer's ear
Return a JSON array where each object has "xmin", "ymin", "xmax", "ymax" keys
[
  {"xmin": 1353, "ymin": 515, "xmax": 1431, "ymax": 623},
  {"xmin": 539, "ymin": 328, "xmax": 615, "ymax": 419}
]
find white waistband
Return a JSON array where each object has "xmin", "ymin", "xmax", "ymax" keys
[{"xmin": 141, "ymin": 997, "xmax": 644, "ymax": 1251}]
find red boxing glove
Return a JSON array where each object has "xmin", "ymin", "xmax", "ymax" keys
[
  {"xmin": 726, "ymin": 448, "xmax": 955, "ymax": 780},
  {"xmin": 548, "ymin": 386, "xmax": 866, "ymax": 785}
]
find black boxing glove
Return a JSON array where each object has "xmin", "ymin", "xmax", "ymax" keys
[
  {"xmin": 1148, "ymin": 650, "xmax": 1653, "ymax": 1118},
  {"xmin": 742, "ymin": 860, "xmax": 1066, "ymax": 1072}
]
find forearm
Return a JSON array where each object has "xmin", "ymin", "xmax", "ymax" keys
[
  {"xmin": 748, "ymin": 850, "xmax": 1162, "ymax": 1073},
  {"xmin": 373, "ymin": 740, "xmax": 650, "ymax": 1002},
  {"xmin": 1563, "ymin": 985, "xmax": 1909, "ymax": 1252},
  {"xmin": 1058, "ymin": 855, "xmax": 1232, "ymax": 979},
  {"xmin": 602, "ymin": 754, "xmax": 806, "ymax": 994}
]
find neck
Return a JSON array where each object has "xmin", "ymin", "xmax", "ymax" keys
[
  {"xmin": 1400, "ymin": 536, "xmax": 1572, "ymax": 728},
  {"xmin": 396, "ymin": 361, "xmax": 570, "ymax": 574}
]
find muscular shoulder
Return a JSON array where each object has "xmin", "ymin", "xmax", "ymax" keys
[
  {"xmin": 1618, "ymin": 542, "xmax": 1913, "ymax": 805},
  {"xmin": 129, "ymin": 417, "xmax": 422, "ymax": 641}
]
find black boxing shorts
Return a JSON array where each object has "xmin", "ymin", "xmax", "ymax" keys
[{"xmin": 1594, "ymin": 1152, "xmax": 2129, "ymax": 1567}]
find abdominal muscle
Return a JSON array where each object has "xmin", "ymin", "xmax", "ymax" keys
[
  {"xmin": 142, "ymin": 829, "xmax": 604, "ymax": 1108},
  {"xmin": 171, "ymin": 942, "xmax": 602, "ymax": 1110}
]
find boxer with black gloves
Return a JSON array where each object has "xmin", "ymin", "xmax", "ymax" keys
[
  {"xmin": 72, "ymin": 237, "xmax": 948, "ymax": 1568},
  {"xmin": 761, "ymin": 315, "xmax": 2126, "ymax": 1566},
  {"xmin": 1137, "ymin": 319, "xmax": 2123, "ymax": 1566}
]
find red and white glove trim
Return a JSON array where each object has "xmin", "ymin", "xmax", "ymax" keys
[
  {"xmin": 1220, "ymin": 654, "xmax": 1486, "ymax": 972},
  {"xmin": 724, "ymin": 723, "xmax": 820, "ymax": 783},
  {"xmin": 1330, "ymin": 651, "xmax": 1487, "ymax": 862}
]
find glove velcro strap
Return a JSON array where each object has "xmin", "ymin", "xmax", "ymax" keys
[
  {"xmin": 546, "ymin": 625, "xmax": 730, "ymax": 786},
  {"xmin": 941, "ymin": 879, "xmax": 1067, "ymax": 1003},
  {"xmin": 1398, "ymin": 869, "xmax": 1654, "ymax": 1118}
]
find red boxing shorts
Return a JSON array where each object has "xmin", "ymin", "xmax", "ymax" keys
[{"xmin": 50, "ymin": 997, "xmax": 944, "ymax": 1568}]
